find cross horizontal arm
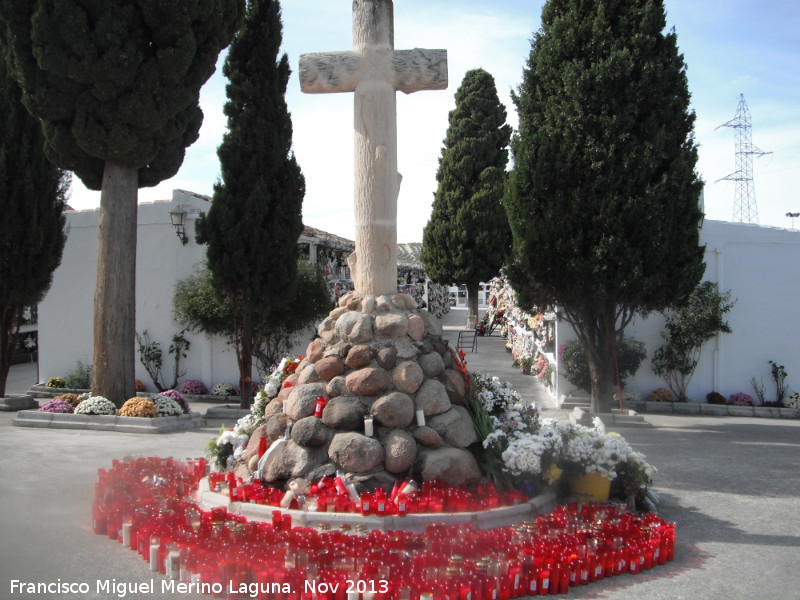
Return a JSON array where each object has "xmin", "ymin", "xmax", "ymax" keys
[
  {"xmin": 391, "ymin": 49, "xmax": 448, "ymax": 94},
  {"xmin": 300, "ymin": 48, "xmax": 448, "ymax": 95},
  {"xmin": 300, "ymin": 51, "xmax": 363, "ymax": 94}
]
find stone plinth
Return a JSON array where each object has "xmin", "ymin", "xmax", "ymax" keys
[{"xmin": 196, "ymin": 477, "xmax": 557, "ymax": 533}]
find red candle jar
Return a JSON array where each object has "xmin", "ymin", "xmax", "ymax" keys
[
  {"xmin": 314, "ymin": 396, "xmax": 327, "ymax": 418},
  {"xmin": 396, "ymin": 494, "xmax": 409, "ymax": 517},
  {"xmin": 360, "ymin": 492, "xmax": 372, "ymax": 516}
]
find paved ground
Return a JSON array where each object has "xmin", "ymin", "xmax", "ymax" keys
[{"xmin": 1, "ymin": 308, "xmax": 798, "ymax": 599}]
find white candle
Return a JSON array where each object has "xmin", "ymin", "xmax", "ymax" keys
[
  {"xmin": 364, "ymin": 415, "xmax": 374, "ymax": 437},
  {"xmin": 280, "ymin": 490, "xmax": 295, "ymax": 508},
  {"xmin": 166, "ymin": 551, "xmax": 181, "ymax": 580},
  {"xmin": 416, "ymin": 409, "xmax": 426, "ymax": 427},
  {"xmin": 122, "ymin": 522, "xmax": 132, "ymax": 547},
  {"xmin": 149, "ymin": 544, "xmax": 160, "ymax": 571}
]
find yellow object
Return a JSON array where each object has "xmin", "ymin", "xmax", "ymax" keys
[{"xmin": 570, "ymin": 472, "xmax": 611, "ymax": 502}]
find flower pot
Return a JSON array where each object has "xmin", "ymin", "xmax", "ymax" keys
[{"xmin": 570, "ymin": 473, "xmax": 611, "ymax": 502}]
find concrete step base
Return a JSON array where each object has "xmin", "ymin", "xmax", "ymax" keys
[{"xmin": 13, "ymin": 410, "xmax": 205, "ymax": 433}]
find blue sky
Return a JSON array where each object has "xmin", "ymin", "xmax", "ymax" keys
[{"xmin": 68, "ymin": 0, "xmax": 800, "ymax": 242}]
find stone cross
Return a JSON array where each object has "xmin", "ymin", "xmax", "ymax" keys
[{"xmin": 299, "ymin": 0, "xmax": 447, "ymax": 296}]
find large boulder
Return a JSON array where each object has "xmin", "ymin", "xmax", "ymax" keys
[
  {"xmin": 376, "ymin": 346, "xmax": 398, "ymax": 370},
  {"xmin": 420, "ymin": 309, "xmax": 444, "ymax": 337},
  {"xmin": 383, "ymin": 429, "xmax": 417, "ymax": 474},
  {"xmin": 241, "ymin": 424, "xmax": 268, "ymax": 464},
  {"xmin": 370, "ymin": 391, "xmax": 415, "ymax": 428},
  {"xmin": 345, "ymin": 344, "xmax": 374, "ymax": 369},
  {"xmin": 407, "ymin": 314, "xmax": 426, "ymax": 341},
  {"xmin": 314, "ymin": 356, "xmax": 345, "ymax": 381},
  {"xmin": 321, "ymin": 396, "xmax": 370, "ymax": 430},
  {"xmin": 349, "ymin": 470, "xmax": 398, "ymax": 492},
  {"xmin": 346, "ymin": 367, "xmax": 390, "ymax": 396},
  {"xmin": 328, "ymin": 432, "xmax": 384, "ymax": 473},
  {"xmin": 394, "ymin": 339, "xmax": 420, "ymax": 360},
  {"xmin": 415, "ymin": 378, "xmax": 451, "ymax": 417},
  {"xmin": 335, "ymin": 311, "xmax": 374, "ymax": 343},
  {"xmin": 375, "ymin": 313, "xmax": 409, "ymax": 339},
  {"xmin": 427, "ymin": 405, "xmax": 478, "ymax": 448},
  {"xmin": 393, "ymin": 294, "xmax": 416, "ymax": 311},
  {"xmin": 263, "ymin": 397, "xmax": 284, "ymax": 419},
  {"xmin": 283, "ymin": 382, "xmax": 328, "ymax": 421},
  {"xmin": 317, "ymin": 316, "xmax": 335, "ymax": 337},
  {"xmin": 418, "ymin": 351, "xmax": 445, "ymax": 377},
  {"xmin": 261, "ymin": 440, "xmax": 329, "ymax": 481},
  {"xmin": 291, "ymin": 416, "xmax": 333, "ymax": 447},
  {"xmin": 416, "ymin": 447, "xmax": 482, "ymax": 486},
  {"xmin": 264, "ymin": 413, "xmax": 291, "ymax": 443},
  {"xmin": 412, "ymin": 426, "xmax": 444, "ymax": 449},
  {"xmin": 326, "ymin": 375, "xmax": 348, "ymax": 399},
  {"xmin": 392, "ymin": 361, "xmax": 424, "ymax": 394},
  {"xmin": 441, "ymin": 369, "xmax": 466, "ymax": 405},
  {"xmin": 297, "ymin": 364, "xmax": 321, "ymax": 385},
  {"xmin": 306, "ymin": 338, "xmax": 324, "ymax": 363}
]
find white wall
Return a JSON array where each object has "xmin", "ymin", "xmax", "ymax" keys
[
  {"xmin": 556, "ymin": 220, "xmax": 800, "ymax": 403},
  {"xmin": 39, "ymin": 191, "xmax": 249, "ymax": 390}
]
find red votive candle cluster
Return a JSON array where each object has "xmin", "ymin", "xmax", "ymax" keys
[
  {"xmin": 94, "ymin": 457, "xmax": 675, "ymax": 599},
  {"xmin": 207, "ymin": 471, "xmax": 529, "ymax": 516}
]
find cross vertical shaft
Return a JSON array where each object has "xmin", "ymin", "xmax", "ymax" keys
[{"xmin": 299, "ymin": 0, "xmax": 447, "ymax": 295}]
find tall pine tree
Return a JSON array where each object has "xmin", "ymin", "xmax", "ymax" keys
[
  {"xmin": 0, "ymin": 1, "xmax": 243, "ymax": 405},
  {"xmin": 196, "ymin": 0, "xmax": 304, "ymax": 408},
  {"xmin": 421, "ymin": 69, "xmax": 512, "ymax": 320},
  {"xmin": 506, "ymin": 0, "xmax": 705, "ymax": 412},
  {"xmin": 0, "ymin": 50, "xmax": 68, "ymax": 397}
]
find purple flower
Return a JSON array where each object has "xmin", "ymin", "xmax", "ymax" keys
[
  {"xmin": 39, "ymin": 399, "xmax": 74, "ymax": 413},
  {"xmin": 179, "ymin": 379, "xmax": 208, "ymax": 395},
  {"xmin": 160, "ymin": 389, "xmax": 190, "ymax": 413},
  {"xmin": 727, "ymin": 392, "xmax": 755, "ymax": 406}
]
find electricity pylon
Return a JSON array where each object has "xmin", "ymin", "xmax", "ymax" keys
[{"xmin": 715, "ymin": 94, "xmax": 771, "ymax": 224}]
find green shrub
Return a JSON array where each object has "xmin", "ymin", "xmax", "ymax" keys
[
  {"xmin": 45, "ymin": 377, "xmax": 66, "ymax": 388},
  {"xmin": 63, "ymin": 361, "xmax": 92, "ymax": 389},
  {"xmin": 558, "ymin": 337, "xmax": 647, "ymax": 393}
]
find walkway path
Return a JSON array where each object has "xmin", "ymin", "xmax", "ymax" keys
[{"xmin": 439, "ymin": 307, "xmax": 567, "ymax": 420}]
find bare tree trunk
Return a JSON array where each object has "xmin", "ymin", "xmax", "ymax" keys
[
  {"xmin": 239, "ymin": 306, "xmax": 253, "ymax": 409},
  {"xmin": 92, "ymin": 163, "xmax": 138, "ymax": 407},
  {"xmin": 587, "ymin": 349, "xmax": 614, "ymax": 414},
  {"xmin": 566, "ymin": 302, "xmax": 617, "ymax": 414},
  {"xmin": 466, "ymin": 281, "xmax": 480, "ymax": 324},
  {"xmin": 587, "ymin": 308, "xmax": 617, "ymax": 414},
  {"xmin": 0, "ymin": 307, "xmax": 16, "ymax": 397}
]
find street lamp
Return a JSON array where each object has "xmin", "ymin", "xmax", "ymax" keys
[
  {"xmin": 786, "ymin": 212, "xmax": 800, "ymax": 230},
  {"xmin": 169, "ymin": 206, "xmax": 188, "ymax": 245}
]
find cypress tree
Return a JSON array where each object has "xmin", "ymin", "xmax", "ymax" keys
[
  {"xmin": 195, "ymin": 0, "xmax": 304, "ymax": 408},
  {"xmin": 421, "ymin": 68, "xmax": 512, "ymax": 320},
  {"xmin": 0, "ymin": 1, "xmax": 243, "ymax": 405},
  {"xmin": 506, "ymin": 0, "xmax": 705, "ymax": 412},
  {"xmin": 0, "ymin": 53, "xmax": 68, "ymax": 397}
]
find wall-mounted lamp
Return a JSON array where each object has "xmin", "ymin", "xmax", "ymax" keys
[{"xmin": 169, "ymin": 206, "xmax": 188, "ymax": 245}]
